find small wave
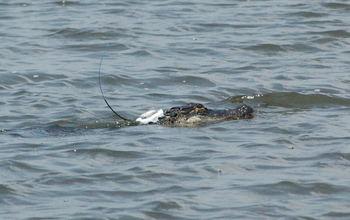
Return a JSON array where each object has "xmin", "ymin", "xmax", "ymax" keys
[{"xmin": 241, "ymin": 92, "xmax": 350, "ymax": 109}]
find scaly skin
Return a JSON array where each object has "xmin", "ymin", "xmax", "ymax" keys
[{"xmin": 158, "ymin": 103, "xmax": 253, "ymax": 125}]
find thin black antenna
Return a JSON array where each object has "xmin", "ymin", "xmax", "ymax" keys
[{"xmin": 98, "ymin": 44, "xmax": 131, "ymax": 121}]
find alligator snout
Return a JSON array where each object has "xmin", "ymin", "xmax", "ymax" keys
[{"xmin": 236, "ymin": 104, "xmax": 254, "ymax": 119}]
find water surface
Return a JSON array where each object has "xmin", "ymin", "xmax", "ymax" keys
[{"xmin": 1, "ymin": 1, "xmax": 350, "ymax": 219}]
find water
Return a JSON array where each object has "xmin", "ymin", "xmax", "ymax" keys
[{"xmin": 1, "ymin": 1, "xmax": 350, "ymax": 219}]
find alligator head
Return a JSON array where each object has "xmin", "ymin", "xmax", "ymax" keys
[{"xmin": 158, "ymin": 103, "xmax": 253, "ymax": 125}]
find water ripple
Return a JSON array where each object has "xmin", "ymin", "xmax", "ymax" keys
[{"xmin": 1, "ymin": 1, "xmax": 350, "ymax": 219}]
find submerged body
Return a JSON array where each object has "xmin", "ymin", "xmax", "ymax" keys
[{"xmin": 136, "ymin": 103, "xmax": 253, "ymax": 126}]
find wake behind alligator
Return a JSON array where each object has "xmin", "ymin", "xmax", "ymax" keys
[{"xmin": 98, "ymin": 44, "xmax": 253, "ymax": 126}]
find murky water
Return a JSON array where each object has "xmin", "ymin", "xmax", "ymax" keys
[{"xmin": 1, "ymin": 1, "xmax": 350, "ymax": 219}]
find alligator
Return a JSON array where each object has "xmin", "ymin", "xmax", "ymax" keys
[
  {"xmin": 136, "ymin": 103, "xmax": 254, "ymax": 126},
  {"xmin": 98, "ymin": 44, "xmax": 254, "ymax": 126}
]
